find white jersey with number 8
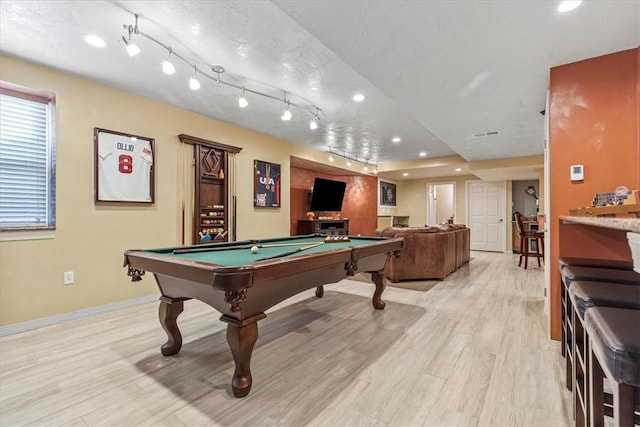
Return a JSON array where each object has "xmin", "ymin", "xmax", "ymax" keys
[{"xmin": 98, "ymin": 132, "xmax": 153, "ymax": 202}]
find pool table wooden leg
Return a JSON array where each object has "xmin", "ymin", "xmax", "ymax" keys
[
  {"xmin": 315, "ymin": 285, "xmax": 324, "ymax": 298},
  {"xmin": 222, "ymin": 313, "xmax": 266, "ymax": 398},
  {"xmin": 371, "ymin": 271, "xmax": 386, "ymax": 310},
  {"xmin": 158, "ymin": 298, "xmax": 184, "ymax": 356}
]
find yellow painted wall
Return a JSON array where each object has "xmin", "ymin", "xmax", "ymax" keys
[{"xmin": 0, "ymin": 55, "xmax": 292, "ymax": 326}]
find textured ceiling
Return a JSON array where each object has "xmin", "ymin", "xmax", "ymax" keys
[{"xmin": 0, "ymin": 0, "xmax": 638, "ymax": 180}]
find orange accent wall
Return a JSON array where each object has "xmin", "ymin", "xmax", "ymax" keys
[
  {"xmin": 548, "ymin": 48, "xmax": 640, "ymax": 341},
  {"xmin": 290, "ymin": 167, "xmax": 378, "ymax": 236}
]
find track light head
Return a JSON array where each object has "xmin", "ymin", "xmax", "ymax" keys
[
  {"xmin": 189, "ymin": 76, "xmax": 200, "ymax": 90},
  {"xmin": 238, "ymin": 87, "xmax": 248, "ymax": 108},
  {"xmin": 309, "ymin": 107, "xmax": 319, "ymax": 130},
  {"xmin": 122, "ymin": 36, "xmax": 141, "ymax": 57},
  {"xmin": 281, "ymin": 97, "xmax": 292, "ymax": 120},
  {"xmin": 122, "ymin": 14, "xmax": 141, "ymax": 56},
  {"xmin": 162, "ymin": 49, "xmax": 175, "ymax": 75}
]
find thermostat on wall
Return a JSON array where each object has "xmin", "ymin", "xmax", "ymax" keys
[{"xmin": 570, "ymin": 165, "xmax": 584, "ymax": 181}]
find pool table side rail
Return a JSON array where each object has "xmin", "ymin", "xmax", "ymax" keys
[
  {"xmin": 124, "ymin": 250, "xmax": 255, "ymax": 293},
  {"xmin": 251, "ymin": 237, "xmax": 403, "ymax": 282}
]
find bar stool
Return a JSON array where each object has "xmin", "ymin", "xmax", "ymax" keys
[
  {"xmin": 586, "ymin": 307, "xmax": 640, "ymax": 427},
  {"xmin": 560, "ymin": 266, "xmax": 640, "ymax": 391},
  {"xmin": 558, "ymin": 257, "xmax": 634, "ymax": 272},
  {"xmin": 514, "ymin": 212, "xmax": 544, "ymax": 269},
  {"xmin": 559, "ymin": 259, "xmax": 635, "ymax": 358},
  {"xmin": 568, "ymin": 281, "xmax": 640, "ymax": 427}
]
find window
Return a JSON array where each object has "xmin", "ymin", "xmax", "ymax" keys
[{"xmin": 0, "ymin": 82, "xmax": 56, "ymax": 230}]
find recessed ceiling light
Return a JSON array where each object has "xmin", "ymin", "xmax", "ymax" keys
[
  {"xmin": 558, "ymin": 0, "xmax": 582, "ymax": 12},
  {"xmin": 83, "ymin": 34, "xmax": 106, "ymax": 48},
  {"xmin": 419, "ymin": 152, "xmax": 427, "ymax": 157},
  {"xmin": 392, "ymin": 137, "xmax": 401, "ymax": 143},
  {"xmin": 352, "ymin": 93, "xmax": 366, "ymax": 102},
  {"xmin": 455, "ymin": 168, "xmax": 462, "ymax": 172},
  {"xmin": 402, "ymin": 172, "xmax": 409, "ymax": 177}
]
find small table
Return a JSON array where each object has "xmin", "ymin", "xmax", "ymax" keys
[{"xmin": 124, "ymin": 235, "xmax": 403, "ymax": 398}]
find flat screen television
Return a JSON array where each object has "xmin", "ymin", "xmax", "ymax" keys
[{"xmin": 308, "ymin": 177, "xmax": 347, "ymax": 212}]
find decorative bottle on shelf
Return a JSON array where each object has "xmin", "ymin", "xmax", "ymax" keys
[{"xmin": 218, "ymin": 169, "xmax": 224, "ymax": 179}]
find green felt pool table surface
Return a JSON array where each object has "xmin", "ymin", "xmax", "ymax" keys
[{"xmin": 155, "ymin": 236, "xmax": 377, "ymax": 266}]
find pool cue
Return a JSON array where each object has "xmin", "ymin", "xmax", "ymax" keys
[
  {"xmin": 173, "ymin": 239, "xmax": 319, "ymax": 254},
  {"xmin": 255, "ymin": 241, "xmax": 325, "ymax": 262},
  {"xmin": 173, "ymin": 244, "xmax": 253, "ymax": 254},
  {"xmin": 259, "ymin": 242, "xmax": 317, "ymax": 248}
]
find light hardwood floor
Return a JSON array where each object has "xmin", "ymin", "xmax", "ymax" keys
[{"xmin": 0, "ymin": 251, "xmax": 572, "ymax": 426}]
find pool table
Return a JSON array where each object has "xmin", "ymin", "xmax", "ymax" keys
[{"xmin": 124, "ymin": 234, "xmax": 403, "ymax": 397}]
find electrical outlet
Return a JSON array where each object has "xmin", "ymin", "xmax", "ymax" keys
[{"xmin": 63, "ymin": 271, "xmax": 74, "ymax": 285}]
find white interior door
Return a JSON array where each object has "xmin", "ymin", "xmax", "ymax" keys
[{"xmin": 467, "ymin": 181, "xmax": 506, "ymax": 252}]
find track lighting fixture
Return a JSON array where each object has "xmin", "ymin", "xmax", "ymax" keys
[
  {"xmin": 281, "ymin": 94, "xmax": 292, "ymax": 121},
  {"xmin": 122, "ymin": 14, "xmax": 141, "ymax": 57},
  {"xmin": 238, "ymin": 87, "xmax": 248, "ymax": 108},
  {"xmin": 309, "ymin": 107, "xmax": 319, "ymax": 130},
  {"xmin": 326, "ymin": 148, "xmax": 377, "ymax": 173},
  {"xmin": 119, "ymin": 12, "xmax": 322, "ymax": 129},
  {"xmin": 162, "ymin": 48, "xmax": 176, "ymax": 75},
  {"xmin": 189, "ymin": 66, "xmax": 201, "ymax": 90}
]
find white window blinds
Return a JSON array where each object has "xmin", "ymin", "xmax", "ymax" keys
[{"xmin": 0, "ymin": 84, "xmax": 56, "ymax": 229}]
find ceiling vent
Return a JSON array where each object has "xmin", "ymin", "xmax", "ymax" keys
[{"xmin": 473, "ymin": 130, "xmax": 501, "ymax": 138}]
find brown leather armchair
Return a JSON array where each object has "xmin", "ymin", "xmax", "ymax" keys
[{"xmin": 381, "ymin": 225, "xmax": 470, "ymax": 282}]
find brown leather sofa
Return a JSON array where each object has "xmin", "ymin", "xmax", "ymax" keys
[{"xmin": 381, "ymin": 225, "xmax": 470, "ymax": 282}]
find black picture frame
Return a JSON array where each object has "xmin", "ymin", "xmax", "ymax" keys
[
  {"xmin": 94, "ymin": 128, "xmax": 155, "ymax": 204},
  {"xmin": 254, "ymin": 160, "xmax": 281, "ymax": 208},
  {"xmin": 379, "ymin": 180, "xmax": 396, "ymax": 207}
]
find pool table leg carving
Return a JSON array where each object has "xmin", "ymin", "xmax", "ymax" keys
[
  {"xmin": 221, "ymin": 313, "xmax": 267, "ymax": 398},
  {"xmin": 158, "ymin": 298, "xmax": 184, "ymax": 356},
  {"xmin": 315, "ymin": 285, "xmax": 324, "ymax": 298},
  {"xmin": 371, "ymin": 271, "xmax": 386, "ymax": 310}
]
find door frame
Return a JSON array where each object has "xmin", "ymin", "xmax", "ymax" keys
[
  {"xmin": 426, "ymin": 181, "xmax": 456, "ymax": 225},
  {"xmin": 465, "ymin": 180, "xmax": 507, "ymax": 252}
]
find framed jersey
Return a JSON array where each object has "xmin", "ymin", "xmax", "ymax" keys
[{"xmin": 94, "ymin": 128, "xmax": 155, "ymax": 203}]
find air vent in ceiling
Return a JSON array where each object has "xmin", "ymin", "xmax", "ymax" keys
[{"xmin": 473, "ymin": 130, "xmax": 501, "ymax": 138}]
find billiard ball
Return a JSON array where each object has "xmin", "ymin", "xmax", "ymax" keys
[{"xmin": 251, "ymin": 246, "xmax": 259, "ymax": 254}]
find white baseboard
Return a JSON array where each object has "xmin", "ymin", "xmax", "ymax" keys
[{"xmin": 0, "ymin": 294, "xmax": 160, "ymax": 337}]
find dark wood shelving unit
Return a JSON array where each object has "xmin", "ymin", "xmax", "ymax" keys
[{"xmin": 178, "ymin": 134, "xmax": 242, "ymax": 244}]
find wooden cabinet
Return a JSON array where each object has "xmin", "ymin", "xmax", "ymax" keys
[
  {"xmin": 196, "ymin": 144, "xmax": 227, "ymax": 242},
  {"xmin": 297, "ymin": 219, "xmax": 349, "ymax": 236},
  {"xmin": 178, "ymin": 134, "xmax": 242, "ymax": 244}
]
